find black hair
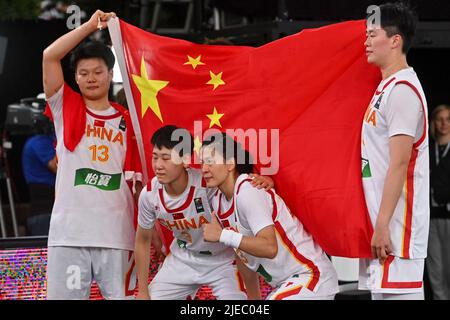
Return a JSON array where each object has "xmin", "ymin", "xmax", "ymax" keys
[
  {"xmin": 376, "ymin": 2, "xmax": 418, "ymax": 54},
  {"xmin": 202, "ymin": 132, "xmax": 254, "ymax": 175},
  {"xmin": 151, "ymin": 125, "xmax": 193, "ymax": 157},
  {"xmin": 70, "ymin": 40, "xmax": 115, "ymax": 71}
]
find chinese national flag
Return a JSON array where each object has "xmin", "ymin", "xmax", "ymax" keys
[{"xmin": 109, "ymin": 18, "xmax": 380, "ymax": 258}]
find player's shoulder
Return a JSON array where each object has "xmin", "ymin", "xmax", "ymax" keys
[{"xmin": 235, "ymin": 174, "xmax": 261, "ymax": 197}]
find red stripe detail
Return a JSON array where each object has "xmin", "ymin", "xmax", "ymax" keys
[
  {"xmin": 236, "ymin": 179, "xmax": 253, "ymax": 195},
  {"xmin": 217, "ymin": 193, "xmax": 234, "ymax": 219},
  {"xmin": 391, "ymin": 80, "xmax": 426, "ymax": 258},
  {"xmin": 158, "ymin": 186, "xmax": 195, "ymax": 213},
  {"xmin": 375, "ymin": 77, "xmax": 396, "ymax": 95},
  {"xmin": 147, "ymin": 182, "xmax": 152, "ymax": 191},
  {"xmin": 267, "ymin": 189, "xmax": 278, "ymax": 221},
  {"xmin": 403, "ymin": 148, "xmax": 418, "ymax": 258},
  {"xmin": 274, "ymin": 221, "xmax": 320, "ymax": 291},
  {"xmin": 394, "ymin": 80, "xmax": 427, "ymax": 148},
  {"xmin": 236, "ymin": 270, "xmax": 246, "ymax": 293},
  {"xmin": 201, "ymin": 178, "xmax": 207, "ymax": 188},
  {"xmin": 124, "ymin": 254, "xmax": 136, "ymax": 296},
  {"xmin": 381, "ymin": 256, "xmax": 423, "ymax": 289},
  {"xmin": 86, "ymin": 107, "xmax": 122, "ymax": 120},
  {"xmin": 274, "ymin": 285, "xmax": 303, "ymax": 300}
]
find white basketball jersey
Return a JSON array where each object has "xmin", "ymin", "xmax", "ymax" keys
[
  {"xmin": 47, "ymin": 86, "xmax": 135, "ymax": 250},
  {"xmin": 361, "ymin": 67, "xmax": 429, "ymax": 259},
  {"xmin": 138, "ymin": 168, "xmax": 233, "ymax": 256},
  {"xmin": 214, "ymin": 174, "xmax": 338, "ymax": 294}
]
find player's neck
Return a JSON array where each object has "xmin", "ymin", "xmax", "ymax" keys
[
  {"xmin": 84, "ymin": 96, "xmax": 111, "ymax": 111},
  {"xmin": 164, "ymin": 170, "xmax": 189, "ymax": 197},
  {"xmin": 380, "ymin": 56, "xmax": 409, "ymax": 80},
  {"xmin": 437, "ymin": 133, "xmax": 450, "ymax": 145},
  {"xmin": 220, "ymin": 172, "xmax": 239, "ymax": 201}
]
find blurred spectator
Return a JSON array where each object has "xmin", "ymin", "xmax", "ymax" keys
[
  {"xmin": 21, "ymin": 112, "xmax": 56, "ymax": 236},
  {"xmin": 39, "ymin": 1, "xmax": 86, "ymax": 21},
  {"xmin": 115, "ymin": 87, "xmax": 128, "ymax": 109},
  {"xmin": 427, "ymin": 104, "xmax": 450, "ymax": 300}
]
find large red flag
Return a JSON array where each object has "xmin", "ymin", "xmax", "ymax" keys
[{"xmin": 108, "ymin": 18, "xmax": 380, "ymax": 258}]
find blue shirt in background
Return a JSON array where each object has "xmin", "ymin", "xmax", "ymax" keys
[{"xmin": 22, "ymin": 134, "xmax": 56, "ymax": 186}]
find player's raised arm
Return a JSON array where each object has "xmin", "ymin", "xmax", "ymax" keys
[{"xmin": 42, "ymin": 10, "xmax": 115, "ymax": 98}]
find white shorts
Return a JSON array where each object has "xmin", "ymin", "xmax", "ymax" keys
[
  {"xmin": 149, "ymin": 246, "xmax": 246, "ymax": 300},
  {"xmin": 266, "ymin": 272, "xmax": 338, "ymax": 300},
  {"xmin": 358, "ymin": 255, "xmax": 424, "ymax": 294},
  {"xmin": 46, "ymin": 246, "xmax": 136, "ymax": 300}
]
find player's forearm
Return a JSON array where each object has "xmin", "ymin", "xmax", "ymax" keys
[
  {"xmin": 236, "ymin": 258, "xmax": 261, "ymax": 300},
  {"xmin": 43, "ymin": 22, "xmax": 96, "ymax": 63},
  {"xmin": 238, "ymin": 235, "xmax": 278, "ymax": 259},
  {"xmin": 376, "ymin": 161, "xmax": 409, "ymax": 228},
  {"xmin": 134, "ymin": 236, "xmax": 152, "ymax": 294}
]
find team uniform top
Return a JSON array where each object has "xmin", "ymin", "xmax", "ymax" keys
[
  {"xmin": 213, "ymin": 174, "xmax": 338, "ymax": 294},
  {"xmin": 361, "ymin": 67, "xmax": 429, "ymax": 259},
  {"xmin": 138, "ymin": 168, "xmax": 233, "ymax": 256},
  {"xmin": 46, "ymin": 85, "xmax": 137, "ymax": 251}
]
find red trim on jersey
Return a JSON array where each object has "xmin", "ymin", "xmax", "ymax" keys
[
  {"xmin": 236, "ymin": 179, "xmax": 253, "ymax": 195},
  {"xmin": 147, "ymin": 182, "xmax": 152, "ymax": 191},
  {"xmin": 201, "ymin": 178, "xmax": 207, "ymax": 188},
  {"xmin": 124, "ymin": 254, "xmax": 136, "ymax": 297},
  {"xmin": 217, "ymin": 193, "xmax": 235, "ymax": 220},
  {"xmin": 393, "ymin": 80, "xmax": 426, "ymax": 258},
  {"xmin": 375, "ymin": 77, "xmax": 396, "ymax": 95},
  {"xmin": 381, "ymin": 255, "xmax": 423, "ymax": 289},
  {"xmin": 402, "ymin": 148, "xmax": 418, "ymax": 258},
  {"xmin": 158, "ymin": 186, "xmax": 195, "ymax": 213},
  {"xmin": 273, "ymin": 285, "xmax": 303, "ymax": 300},
  {"xmin": 394, "ymin": 80, "xmax": 427, "ymax": 148},
  {"xmin": 267, "ymin": 188, "xmax": 320, "ymax": 291},
  {"xmin": 236, "ymin": 270, "xmax": 246, "ymax": 293},
  {"xmin": 85, "ymin": 107, "xmax": 122, "ymax": 120},
  {"xmin": 274, "ymin": 221, "xmax": 320, "ymax": 291}
]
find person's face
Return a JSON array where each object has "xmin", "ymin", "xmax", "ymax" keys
[
  {"xmin": 200, "ymin": 145, "xmax": 234, "ymax": 188},
  {"xmin": 75, "ymin": 58, "xmax": 112, "ymax": 101},
  {"xmin": 435, "ymin": 109, "xmax": 450, "ymax": 136},
  {"xmin": 151, "ymin": 146, "xmax": 187, "ymax": 185},
  {"xmin": 364, "ymin": 27, "xmax": 399, "ymax": 66}
]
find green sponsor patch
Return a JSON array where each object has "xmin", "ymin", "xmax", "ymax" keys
[
  {"xmin": 257, "ymin": 264, "xmax": 273, "ymax": 283},
  {"xmin": 362, "ymin": 158, "xmax": 372, "ymax": 178},
  {"xmin": 74, "ymin": 168, "xmax": 121, "ymax": 191}
]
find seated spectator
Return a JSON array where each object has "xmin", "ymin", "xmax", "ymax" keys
[{"xmin": 21, "ymin": 113, "xmax": 56, "ymax": 236}]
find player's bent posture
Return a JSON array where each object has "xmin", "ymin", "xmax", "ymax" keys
[
  {"xmin": 201, "ymin": 133, "xmax": 339, "ymax": 300},
  {"xmin": 135, "ymin": 125, "xmax": 273, "ymax": 300},
  {"xmin": 360, "ymin": 2, "xmax": 429, "ymax": 300},
  {"xmin": 43, "ymin": 11, "xmax": 142, "ymax": 299}
]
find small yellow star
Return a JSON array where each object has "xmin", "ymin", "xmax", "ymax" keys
[
  {"xmin": 183, "ymin": 55, "xmax": 205, "ymax": 70},
  {"xmin": 206, "ymin": 107, "xmax": 224, "ymax": 128},
  {"xmin": 194, "ymin": 136, "xmax": 202, "ymax": 155},
  {"xmin": 132, "ymin": 56, "xmax": 169, "ymax": 122},
  {"xmin": 206, "ymin": 71, "xmax": 225, "ymax": 90}
]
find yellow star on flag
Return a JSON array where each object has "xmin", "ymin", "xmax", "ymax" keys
[
  {"xmin": 194, "ymin": 136, "xmax": 202, "ymax": 155},
  {"xmin": 184, "ymin": 55, "xmax": 205, "ymax": 70},
  {"xmin": 206, "ymin": 107, "xmax": 224, "ymax": 128},
  {"xmin": 132, "ymin": 56, "xmax": 169, "ymax": 122},
  {"xmin": 206, "ymin": 71, "xmax": 225, "ymax": 90}
]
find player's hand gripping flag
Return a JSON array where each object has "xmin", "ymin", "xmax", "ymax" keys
[{"xmin": 108, "ymin": 18, "xmax": 380, "ymax": 257}]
